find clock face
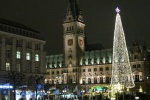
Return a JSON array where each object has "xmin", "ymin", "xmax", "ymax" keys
[{"xmin": 68, "ymin": 39, "xmax": 73, "ymax": 46}]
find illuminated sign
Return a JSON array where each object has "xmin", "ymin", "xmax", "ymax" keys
[{"xmin": 0, "ymin": 85, "xmax": 13, "ymax": 89}]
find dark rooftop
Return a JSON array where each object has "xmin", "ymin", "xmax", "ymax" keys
[
  {"xmin": 86, "ymin": 43, "xmax": 104, "ymax": 51},
  {"xmin": 0, "ymin": 18, "xmax": 39, "ymax": 33}
]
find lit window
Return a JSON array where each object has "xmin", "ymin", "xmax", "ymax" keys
[
  {"xmin": 35, "ymin": 54, "xmax": 39, "ymax": 61},
  {"xmin": 6, "ymin": 63, "xmax": 10, "ymax": 71},
  {"xmin": 17, "ymin": 64, "xmax": 21, "ymax": 72},
  {"xmin": 26, "ymin": 53, "xmax": 30, "ymax": 60},
  {"xmin": 16, "ymin": 51, "xmax": 21, "ymax": 59}
]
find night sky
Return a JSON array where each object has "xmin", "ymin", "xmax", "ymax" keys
[{"xmin": 0, "ymin": 0, "xmax": 150, "ymax": 55}]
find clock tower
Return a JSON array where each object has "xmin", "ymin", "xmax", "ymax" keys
[{"xmin": 63, "ymin": 0, "xmax": 85, "ymax": 83}]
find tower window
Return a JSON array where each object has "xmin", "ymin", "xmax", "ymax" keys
[
  {"xmin": 134, "ymin": 55, "xmax": 138, "ymax": 59},
  {"xmin": 26, "ymin": 53, "xmax": 30, "ymax": 60},
  {"xmin": 137, "ymin": 64, "xmax": 141, "ymax": 68},
  {"xmin": 26, "ymin": 42, "xmax": 32, "ymax": 49},
  {"xmin": 16, "ymin": 51, "xmax": 21, "ymax": 59},
  {"xmin": 135, "ymin": 75, "xmax": 139, "ymax": 82},
  {"xmin": 6, "ymin": 63, "xmax": 10, "ymax": 71},
  {"xmin": 133, "ymin": 65, "xmax": 136, "ymax": 68}
]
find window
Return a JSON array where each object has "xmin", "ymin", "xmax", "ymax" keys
[
  {"xmin": 46, "ymin": 72, "xmax": 50, "ymax": 75},
  {"xmin": 35, "ymin": 54, "xmax": 39, "ymax": 61},
  {"xmin": 17, "ymin": 64, "xmax": 21, "ymax": 72},
  {"xmin": 88, "ymin": 78, "xmax": 91, "ymax": 84},
  {"xmin": 35, "ymin": 67, "xmax": 39, "ymax": 73},
  {"xmin": 6, "ymin": 50, "xmax": 11, "ymax": 58},
  {"xmin": 88, "ymin": 68, "xmax": 91, "ymax": 72},
  {"xmin": 135, "ymin": 75, "xmax": 139, "ymax": 82},
  {"xmin": 6, "ymin": 38, "xmax": 12, "ymax": 45},
  {"xmin": 137, "ymin": 64, "xmax": 141, "ymax": 68},
  {"xmin": 106, "ymin": 77, "xmax": 109, "ymax": 83},
  {"xmin": 57, "ymin": 71, "xmax": 59, "ymax": 74},
  {"xmin": 6, "ymin": 63, "xmax": 10, "ymax": 71},
  {"xmin": 16, "ymin": 40, "xmax": 22, "ymax": 47},
  {"xmin": 100, "ymin": 77, "xmax": 103, "ymax": 83},
  {"xmin": 106, "ymin": 67, "xmax": 109, "ymax": 71},
  {"xmin": 82, "ymin": 69, "xmax": 85, "ymax": 72},
  {"xmin": 99, "ymin": 68, "xmax": 103, "ymax": 71},
  {"xmin": 52, "ymin": 71, "xmax": 54, "ymax": 75},
  {"xmin": 26, "ymin": 53, "xmax": 30, "ymax": 60},
  {"xmin": 35, "ymin": 44, "xmax": 40, "ymax": 50},
  {"xmin": 26, "ymin": 42, "xmax": 32, "ymax": 48},
  {"xmin": 16, "ymin": 51, "xmax": 21, "ymax": 59},
  {"xmin": 133, "ymin": 65, "xmax": 136, "ymax": 68},
  {"xmin": 134, "ymin": 55, "xmax": 138, "ymax": 59},
  {"xmin": 94, "ymin": 68, "xmax": 97, "ymax": 71}
]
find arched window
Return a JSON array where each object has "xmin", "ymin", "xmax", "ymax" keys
[
  {"xmin": 88, "ymin": 78, "xmax": 91, "ymax": 84},
  {"xmin": 94, "ymin": 78, "xmax": 97, "ymax": 84},
  {"xmin": 100, "ymin": 77, "xmax": 103, "ymax": 83}
]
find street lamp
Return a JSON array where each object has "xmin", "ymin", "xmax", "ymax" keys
[
  {"xmin": 62, "ymin": 89, "xmax": 67, "ymax": 100},
  {"xmin": 81, "ymin": 90, "xmax": 85, "ymax": 100}
]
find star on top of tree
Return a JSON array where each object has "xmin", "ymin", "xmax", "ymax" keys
[{"xmin": 115, "ymin": 7, "xmax": 121, "ymax": 13}]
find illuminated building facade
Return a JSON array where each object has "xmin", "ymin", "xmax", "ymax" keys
[
  {"xmin": 45, "ymin": 0, "xmax": 150, "ymax": 96},
  {"xmin": 0, "ymin": 18, "xmax": 46, "ymax": 100}
]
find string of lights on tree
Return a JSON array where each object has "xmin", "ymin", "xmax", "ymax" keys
[{"xmin": 110, "ymin": 7, "xmax": 135, "ymax": 99}]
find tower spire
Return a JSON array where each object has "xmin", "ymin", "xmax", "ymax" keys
[
  {"xmin": 65, "ymin": 0, "xmax": 83, "ymax": 22},
  {"xmin": 110, "ymin": 7, "xmax": 135, "ymax": 99}
]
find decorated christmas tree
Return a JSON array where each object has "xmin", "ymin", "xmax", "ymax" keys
[{"xmin": 110, "ymin": 7, "xmax": 135, "ymax": 99}]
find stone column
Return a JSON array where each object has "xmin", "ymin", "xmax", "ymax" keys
[
  {"xmin": 22, "ymin": 40, "xmax": 26, "ymax": 72},
  {"xmin": 40, "ymin": 43, "xmax": 46, "ymax": 74},
  {"xmin": 1, "ymin": 36, "xmax": 5, "ymax": 70},
  {"xmin": 11, "ymin": 38, "xmax": 16, "ymax": 71},
  {"xmin": 31, "ymin": 42, "xmax": 35, "ymax": 73}
]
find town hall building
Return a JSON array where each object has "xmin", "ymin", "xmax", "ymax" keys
[{"xmin": 45, "ymin": 0, "xmax": 150, "ymax": 96}]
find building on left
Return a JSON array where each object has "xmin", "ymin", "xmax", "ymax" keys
[{"xmin": 0, "ymin": 18, "xmax": 46, "ymax": 100}]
